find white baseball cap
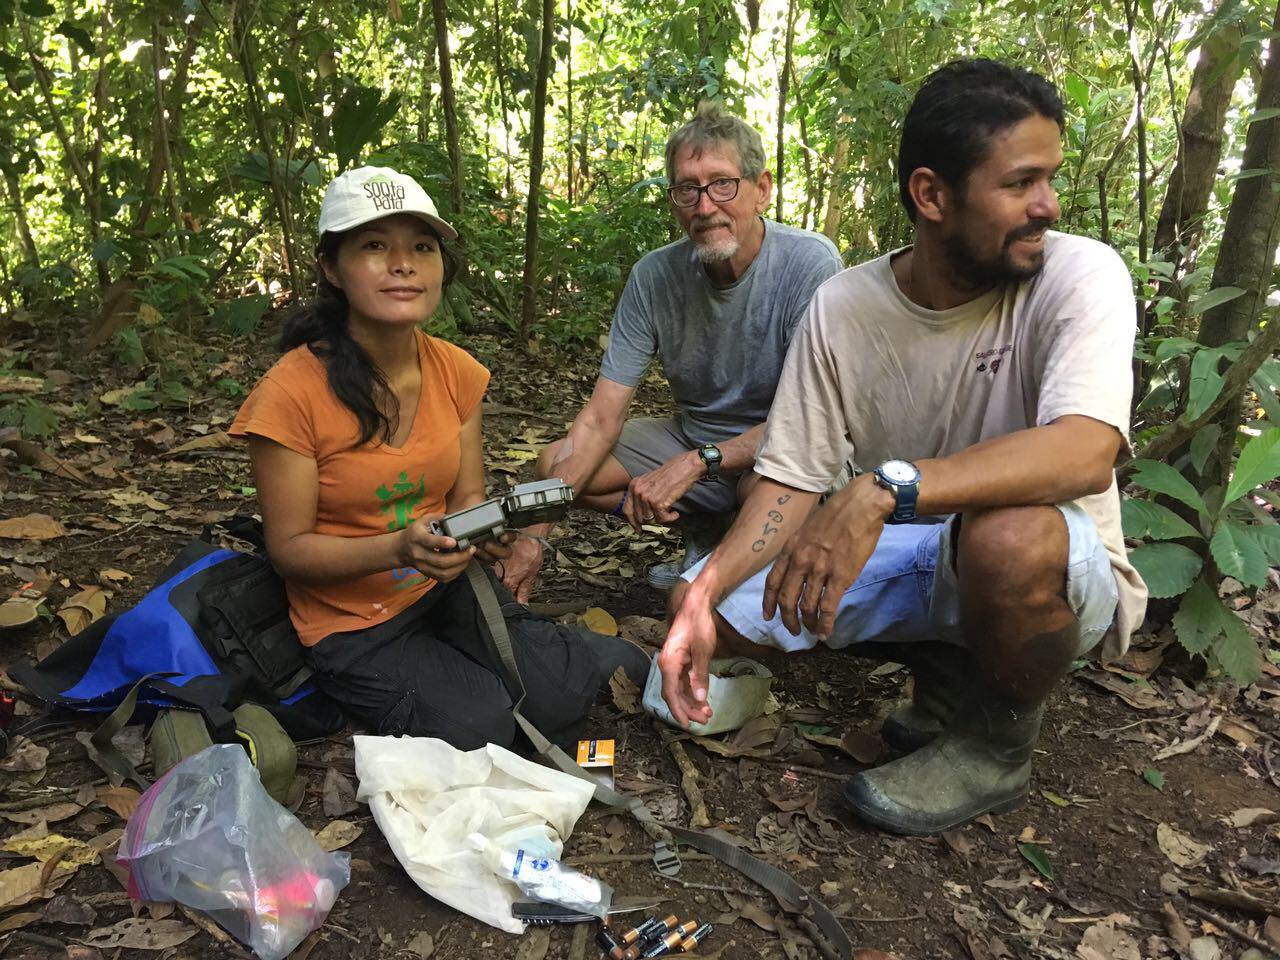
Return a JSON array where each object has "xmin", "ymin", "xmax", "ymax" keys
[{"xmin": 317, "ymin": 166, "xmax": 458, "ymax": 241}]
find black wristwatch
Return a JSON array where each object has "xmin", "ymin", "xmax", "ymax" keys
[
  {"xmin": 697, "ymin": 443, "xmax": 723, "ymax": 480},
  {"xmin": 872, "ymin": 459, "xmax": 921, "ymax": 524}
]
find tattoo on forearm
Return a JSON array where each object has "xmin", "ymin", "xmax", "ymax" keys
[{"xmin": 751, "ymin": 495, "xmax": 791, "ymax": 552}]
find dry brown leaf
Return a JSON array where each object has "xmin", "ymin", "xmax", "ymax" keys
[
  {"xmin": 1, "ymin": 802, "xmax": 83, "ymax": 825},
  {"xmin": 729, "ymin": 713, "xmax": 782, "ymax": 751},
  {"xmin": 0, "ymin": 860, "xmax": 76, "ymax": 909},
  {"xmin": 0, "ymin": 514, "xmax": 66, "ymax": 541},
  {"xmin": 609, "ymin": 666, "xmax": 640, "ymax": 714},
  {"xmin": 1227, "ymin": 808, "xmax": 1278, "ymax": 829},
  {"xmin": 2, "ymin": 834, "xmax": 99, "ymax": 867},
  {"xmin": 97, "ymin": 786, "xmax": 140, "ymax": 820},
  {"xmin": 322, "ymin": 767, "xmax": 358, "ymax": 818},
  {"xmin": 0, "ymin": 374, "xmax": 44, "ymax": 393},
  {"xmin": 0, "ymin": 439, "xmax": 88, "ymax": 483},
  {"xmin": 1161, "ymin": 902, "xmax": 1192, "ymax": 952},
  {"xmin": 1081, "ymin": 670, "xmax": 1167, "ymax": 710},
  {"xmin": 841, "ymin": 728, "xmax": 885, "ymax": 764},
  {"xmin": 82, "ymin": 916, "xmax": 196, "ymax": 950},
  {"xmin": 165, "ymin": 430, "xmax": 234, "ymax": 457},
  {"xmin": 0, "ymin": 737, "xmax": 49, "ymax": 772},
  {"xmin": 580, "ymin": 607, "xmax": 618, "ymax": 636},
  {"xmin": 42, "ymin": 893, "xmax": 97, "ymax": 926},
  {"xmin": 1264, "ymin": 915, "xmax": 1280, "ymax": 948},
  {"xmin": 617, "ymin": 615, "xmax": 665, "ymax": 649},
  {"xmin": 738, "ymin": 900, "xmax": 777, "ymax": 932},
  {"xmin": 1076, "ymin": 919, "xmax": 1141, "ymax": 960},
  {"xmin": 97, "ymin": 568, "xmax": 132, "ymax": 585},
  {"xmin": 313, "ymin": 820, "xmax": 362, "ymax": 852},
  {"xmin": 57, "ymin": 586, "xmax": 110, "ymax": 636},
  {"xmin": 0, "ymin": 911, "xmax": 42, "ymax": 933},
  {"xmin": 942, "ymin": 829, "xmax": 975, "ymax": 858},
  {"xmin": 1156, "ymin": 822, "xmax": 1211, "ymax": 868}
]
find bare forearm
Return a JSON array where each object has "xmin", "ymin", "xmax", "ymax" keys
[
  {"xmin": 915, "ymin": 417, "xmax": 1119, "ymax": 516},
  {"xmin": 716, "ymin": 423, "xmax": 765, "ymax": 473},
  {"xmin": 688, "ymin": 478, "xmax": 819, "ymax": 605},
  {"xmin": 269, "ymin": 529, "xmax": 406, "ymax": 585}
]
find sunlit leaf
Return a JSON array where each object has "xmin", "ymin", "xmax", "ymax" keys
[
  {"xmin": 1210, "ymin": 520, "xmax": 1270, "ymax": 588},
  {"xmin": 1224, "ymin": 428, "xmax": 1280, "ymax": 505}
]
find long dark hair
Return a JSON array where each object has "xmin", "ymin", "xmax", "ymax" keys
[{"xmin": 279, "ymin": 226, "xmax": 460, "ymax": 447}]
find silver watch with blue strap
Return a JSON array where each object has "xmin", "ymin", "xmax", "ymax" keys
[{"xmin": 872, "ymin": 459, "xmax": 921, "ymax": 524}]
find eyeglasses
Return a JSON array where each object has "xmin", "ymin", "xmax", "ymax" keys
[{"xmin": 667, "ymin": 177, "xmax": 743, "ymax": 208}]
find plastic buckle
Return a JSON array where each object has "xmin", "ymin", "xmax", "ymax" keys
[{"xmin": 652, "ymin": 841, "xmax": 681, "ymax": 877}]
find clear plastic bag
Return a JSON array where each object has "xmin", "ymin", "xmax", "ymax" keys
[
  {"xmin": 467, "ymin": 832, "xmax": 613, "ymax": 920},
  {"xmin": 118, "ymin": 743, "xmax": 350, "ymax": 960}
]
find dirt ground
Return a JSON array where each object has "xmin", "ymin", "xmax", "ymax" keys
[{"xmin": 2, "ymin": 317, "xmax": 1280, "ymax": 960}]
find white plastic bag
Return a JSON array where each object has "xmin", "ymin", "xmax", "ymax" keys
[
  {"xmin": 117, "ymin": 744, "xmax": 350, "ymax": 960},
  {"xmin": 353, "ymin": 735, "xmax": 596, "ymax": 933},
  {"xmin": 643, "ymin": 656, "xmax": 774, "ymax": 735}
]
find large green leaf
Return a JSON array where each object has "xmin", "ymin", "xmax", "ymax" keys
[
  {"xmin": 332, "ymin": 86, "xmax": 402, "ymax": 171},
  {"xmin": 1172, "ymin": 577, "xmax": 1220, "ymax": 655},
  {"xmin": 1251, "ymin": 373, "xmax": 1280, "ymax": 425},
  {"xmin": 1128, "ymin": 543, "xmax": 1203, "ymax": 598},
  {"xmin": 1120, "ymin": 499, "xmax": 1202, "ymax": 541},
  {"xmin": 1210, "ymin": 520, "xmax": 1270, "ymax": 588},
  {"xmin": 1128, "ymin": 460, "xmax": 1208, "ymax": 515},
  {"xmin": 1224, "ymin": 428, "xmax": 1280, "ymax": 505},
  {"xmin": 1186, "ymin": 347, "xmax": 1226, "ymax": 421},
  {"xmin": 1189, "ymin": 423, "xmax": 1221, "ymax": 475},
  {"xmin": 1215, "ymin": 613, "xmax": 1262, "ymax": 686},
  {"xmin": 1189, "ymin": 285, "xmax": 1245, "ymax": 316},
  {"xmin": 1242, "ymin": 521, "xmax": 1280, "ymax": 565}
]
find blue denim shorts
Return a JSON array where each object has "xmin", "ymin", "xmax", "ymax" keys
[{"xmin": 682, "ymin": 502, "xmax": 1118, "ymax": 656}]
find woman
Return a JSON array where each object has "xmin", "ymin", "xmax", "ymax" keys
[{"xmin": 230, "ymin": 166, "xmax": 646, "ymax": 749}]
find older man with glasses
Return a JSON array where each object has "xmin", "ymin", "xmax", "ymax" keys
[{"xmin": 502, "ymin": 101, "xmax": 843, "ymax": 603}]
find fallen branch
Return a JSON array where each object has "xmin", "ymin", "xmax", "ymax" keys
[
  {"xmin": 0, "ymin": 784, "xmax": 100, "ymax": 812},
  {"xmin": 661, "ymin": 730, "xmax": 711, "ymax": 829},
  {"xmin": 1153, "ymin": 715, "xmax": 1222, "ymax": 761},
  {"xmin": 568, "ymin": 922, "xmax": 591, "ymax": 960},
  {"xmin": 759, "ymin": 760, "xmax": 847, "ymax": 782},
  {"xmin": 795, "ymin": 914, "xmax": 846, "ymax": 960},
  {"xmin": 1186, "ymin": 883, "xmax": 1280, "ymax": 917},
  {"xmin": 1183, "ymin": 900, "xmax": 1273, "ymax": 953},
  {"xmin": 178, "ymin": 904, "xmax": 251, "ymax": 956}
]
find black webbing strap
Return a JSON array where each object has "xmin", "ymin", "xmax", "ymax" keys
[{"xmin": 463, "ymin": 562, "xmax": 853, "ymax": 959}]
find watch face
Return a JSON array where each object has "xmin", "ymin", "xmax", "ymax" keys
[
  {"xmin": 880, "ymin": 459, "xmax": 918, "ymax": 484},
  {"xmin": 701, "ymin": 445, "xmax": 722, "ymax": 463}
]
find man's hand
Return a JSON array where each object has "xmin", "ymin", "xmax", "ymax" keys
[
  {"xmin": 475, "ymin": 531, "xmax": 516, "ymax": 566},
  {"xmin": 400, "ymin": 517, "xmax": 477, "ymax": 583},
  {"xmin": 501, "ymin": 535, "xmax": 545, "ymax": 603},
  {"xmin": 657, "ymin": 587, "xmax": 720, "ymax": 727},
  {"xmin": 762, "ymin": 475, "xmax": 895, "ymax": 638},
  {"xmin": 624, "ymin": 451, "xmax": 705, "ymax": 531}
]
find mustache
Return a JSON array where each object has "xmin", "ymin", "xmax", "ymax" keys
[
  {"xmin": 1004, "ymin": 218, "xmax": 1056, "ymax": 247},
  {"xmin": 692, "ymin": 215, "xmax": 732, "ymax": 231}
]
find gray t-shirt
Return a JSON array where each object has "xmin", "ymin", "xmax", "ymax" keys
[{"xmin": 600, "ymin": 219, "xmax": 842, "ymax": 446}]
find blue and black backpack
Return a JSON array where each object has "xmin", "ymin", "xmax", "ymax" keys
[{"xmin": 10, "ymin": 517, "xmax": 344, "ymax": 786}]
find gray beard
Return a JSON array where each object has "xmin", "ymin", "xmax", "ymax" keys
[{"xmin": 695, "ymin": 236, "xmax": 739, "ymax": 264}]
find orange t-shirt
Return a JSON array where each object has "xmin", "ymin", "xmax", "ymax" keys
[{"xmin": 229, "ymin": 329, "xmax": 490, "ymax": 646}]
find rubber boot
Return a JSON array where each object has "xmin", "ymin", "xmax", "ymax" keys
[
  {"xmin": 588, "ymin": 632, "xmax": 652, "ymax": 686},
  {"xmin": 842, "ymin": 690, "xmax": 1043, "ymax": 836},
  {"xmin": 879, "ymin": 642, "xmax": 975, "ymax": 752},
  {"xmin": 645, "ymin": 511, "xmax": 734, "ymax": 591}
]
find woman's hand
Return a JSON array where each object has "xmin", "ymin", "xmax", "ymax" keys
[
  {"xmin": 399, "ymin": 517, "xmax": 476, "ymax": 583},
  {"xmin": 475, "ymin": 531, "xmax": 517, "ymax": 566}
]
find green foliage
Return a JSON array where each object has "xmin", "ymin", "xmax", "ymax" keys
[
  {"xmin": 1017, "ymin": 842, "xmax": 1053, "ymax": 880},
  {"xmin": 212, "ymin": 295, "xmax": 272, "ymax": 337},
  {"xmin": 1142, "ymin": 766, "xmax": 1164, "ymax": 790},
  {"xmin": 0, "ymin": 398, "xmax": 60, "ymax": 438},
  {"xmin": 1128, "ymin": 428, "xmax": 1280, "ymax": 685}
]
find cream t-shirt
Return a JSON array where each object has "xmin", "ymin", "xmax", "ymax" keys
[{"xmin": 757, "ymin": 231, "xmax": 1147, "ymax": 659}]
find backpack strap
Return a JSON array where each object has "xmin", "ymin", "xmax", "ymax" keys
[
  {"xmin": 87, "ymin": 673, "xmax": 238, "ymax": 789},
  {"xmin": 462, "ymin": 562, "xmax": 853, "ymax": 959}
]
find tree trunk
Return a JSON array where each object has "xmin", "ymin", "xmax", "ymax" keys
[
  {"xmin": 822, "ymin": 136, "xmax": 850, "ymax": 241},
  {"xmin": 229, "ymin": 0, "xmax": 303, "ymax": 296},
  {"xmin": 493, "ymin": 0, "xmax": 514, "ymax": 197},
  {"xmin": 432, "ymin": 0, "xmax": 465, "ymax": 227},
  {"xmin": 417, "ymin": 0, "xmax": 435, "ymax": 142},
  {"xmin": 520, "ymin": 0, "xmax": 556, "ymax": 331},
  {"xmin": 1186, "ymin": 0, "xmax": 1280, "ymax": 488},
  {"xmin": 1151, "ymin": 17, "xmax": 1244, "ymax": 271},
  {"xmin": 1199, "ymin": 0, "xmax": 1280, "ymax": 349},
  {"xmin": 565, "ymin": 0, "xmax": 574, "ymax": 206},
  {"xmin": 3, "ymin": 168, "xmax": 39, "ymax": 269},
  {"xmin": 774, "ymin": 0, "xmax": 797, "ymax": 221},
  {"xmin": 151, "ymin": 21, "xmax": 187, "ymax": 254}
]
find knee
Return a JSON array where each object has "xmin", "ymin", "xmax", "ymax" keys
[
  {"xmin": 430, "ymin": 701, "xmax": 517, "ymax": 751},
  {"xmin": 536, "ymin": 438, "xmax": 567, "ymax": 479},
  {"xmin": 957, "ymin": 506, "xmax": 1067, "ymax": 608}
]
